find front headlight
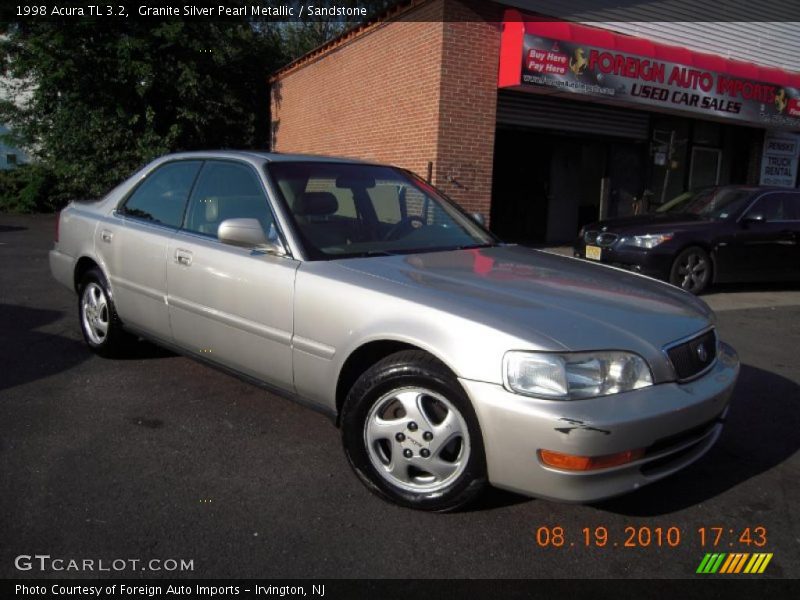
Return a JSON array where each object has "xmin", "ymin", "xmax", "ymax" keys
[
  {"xmin": 622, "ymin": 233, "xmax": 673, "ymax": 249},
  {"xmin": 504, "ymin": 351, "xmax": 653, "ymax": 400}
]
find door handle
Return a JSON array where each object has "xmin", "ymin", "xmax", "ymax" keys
[
  {"xmin": 100, "ymin": 229, "xmax": 113, "ymax": 243},
  {"xmin": 175, "ymin": 249, "xmax": 193, "ymax": 266}
]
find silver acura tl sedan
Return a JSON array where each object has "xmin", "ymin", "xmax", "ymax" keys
[{"xmin": 50, "ymin": 151, "xmax": 739, "ymax": 511}]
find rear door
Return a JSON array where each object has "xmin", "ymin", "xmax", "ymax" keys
[
  {"xmin": 735, "ymin": 192, "xmax": 797, "ymax": 281},
  {"xmin": 772, "ymin": 192, "xmax": 800, "ymax": 281},
  {"xmin": 166, "ymin": 159, "xmax": 298, "ymax": 390},
  {"xmin": 99, "ymin": 160, "xmax": 202, "ymax": 338}
]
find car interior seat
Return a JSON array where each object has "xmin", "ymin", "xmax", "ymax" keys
[{"xmin": 293, "ymin": 191, "xmax": 353, "ymax": 249}]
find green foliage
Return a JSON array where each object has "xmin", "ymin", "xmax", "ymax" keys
[
  {"xmin": 0, "ymin": 17, "xmax": 285, "ymax": 208},
  {"xmin": 0, "ymin": 2, "xmax": 396, "ymax": 211},
  {"xmin": 0, "ymin": 164, "xmax": 56, "ymax": 213},
  {"xmin": 278, "ymin": 1, "xmax": 398, "ymax": 59}
]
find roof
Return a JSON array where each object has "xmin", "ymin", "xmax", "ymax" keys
[{"xmin": 156, "ymin": 150, "xmax": 377, "ymax": 164}]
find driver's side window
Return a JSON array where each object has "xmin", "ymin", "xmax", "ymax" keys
[{"xmin": 746, "ymin": 194, "xmax": 784, "ymax": 221}]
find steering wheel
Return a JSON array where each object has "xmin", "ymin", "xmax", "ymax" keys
[{"xmin": 383, "ymin": 216, "xmax": 426, "ymax": 241}]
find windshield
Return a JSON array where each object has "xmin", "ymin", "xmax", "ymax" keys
[
  {"xmin": 654, "ymin": 191, "xmax": 693, "ymax": 214},
  {"xmin": 656, "ymin": 187, "xmax": 753, "ymax": 220},
  {"xmin": 267, "ymin": 162, "xmax": 495, "ymax": 259}
]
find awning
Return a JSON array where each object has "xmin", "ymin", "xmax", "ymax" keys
[{"xmin": 498, "ymin": 8, "xmax": 800, "ymax": 130}]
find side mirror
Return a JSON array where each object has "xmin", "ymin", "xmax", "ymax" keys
[
  {"xmin": 471, "ymin": 212, "xmax": 486, "ymax": 227},
  {"xmin": 742, "ymin": 212, "xmax": 765, "ymax": 225},
  {"xmin": 218, "ymin": 218, "xmax": 285, "ymax": 255}
]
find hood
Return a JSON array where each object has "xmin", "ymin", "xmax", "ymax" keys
[{"xmin": 336, "ymin": 245, "xmax": 713, "ymax": 354}]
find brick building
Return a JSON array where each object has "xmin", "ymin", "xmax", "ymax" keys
[{"xmin": 270, "ymin": 0, "xmax": 800, "ymax": 243}]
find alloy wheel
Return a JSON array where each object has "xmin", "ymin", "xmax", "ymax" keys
[
  {"xmin": 676, "ymin": 252, "xmax": 709, "ymax": 292},
  {"xmin": 81, "ymin": 282, "xmax": 110, "ymax": 345},
  {"xmin": 363, "ymin": 387, "xmax": 471, "ymax": 493}
]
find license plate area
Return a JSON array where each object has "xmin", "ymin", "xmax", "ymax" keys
[{"xmin": 585, "ymin": 245, "xmax": 602, "ymax": 261}]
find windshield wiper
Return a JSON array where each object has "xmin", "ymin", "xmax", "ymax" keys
[
  {"xmin": 354, "ymin": 250, "xmax": 398, "ymax": 257},
  {"xmin": 453, "ymin": 243, "xmax": 497, "ymax": 250}
]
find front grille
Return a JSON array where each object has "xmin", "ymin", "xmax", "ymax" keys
[
  {"xmin": 583, "ymin": 230, "xmax": 599, "ymax": 244},
  {"xmin": 666, "ymin": 329, "xmax": 717, "ymax": 380}
]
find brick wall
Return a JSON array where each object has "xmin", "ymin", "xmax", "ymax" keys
[
  {"xmin": 435, "ymin": 0, "xmax": 503, "ymax": 217},
  {"xmin": 270, "ymin": 0, "xmax": 446, "ymax": 181},
  {"xmin": 270, "ymin": 0, "xmax": 503, "ymax": 222}
]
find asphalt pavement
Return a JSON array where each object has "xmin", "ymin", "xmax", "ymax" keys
[{"xmin": 1, "ymin": 214, "xmax": 798, "ymax": 579}]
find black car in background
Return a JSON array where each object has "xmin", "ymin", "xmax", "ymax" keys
[{"xmin": 574, "ymin": 186, "xmax": 800, "ymax": 294}]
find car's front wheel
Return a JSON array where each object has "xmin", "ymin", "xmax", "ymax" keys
[
  {"xmin": 78, "ymin": 267, "xmax": 129, "ymax": 357},
  {"xmin": 669, "ymin": 246, "xmax": 712, "ymax": 294},
  {"xmin": 341, "ymin": 350, "xmax": 487, "ymax": 511}
]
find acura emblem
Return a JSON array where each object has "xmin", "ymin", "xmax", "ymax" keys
[{"xmin": 696, "ymin": 344, "xmax": 708, "ymax": 362}]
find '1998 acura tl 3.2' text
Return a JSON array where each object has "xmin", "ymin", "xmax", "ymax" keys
[{"xmin": 50, "ymin": 151, "xmax": 739, "ymax": 511}]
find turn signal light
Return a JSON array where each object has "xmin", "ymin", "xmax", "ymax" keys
[{"xmin": 538, "ymin": 448, "xmax": 645, "ymax": 471}]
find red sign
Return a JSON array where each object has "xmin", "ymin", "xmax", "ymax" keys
[
  {"xmin": 526, "ymin": 47, "xmax": 568, "ymax": 76},
  {"xmin": 499, "ymin": 10, "xmax": 800, "ymax": 131}
]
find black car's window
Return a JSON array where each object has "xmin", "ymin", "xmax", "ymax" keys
[
  {"xmin": 747, "ymin": 192, "xmax": 800, "ymax": 222},
  {"xmin": 182, "ymin": 161, "xmax": 276, "ymax": 239},
  {"xmin": 745, "ymin": 194, "xmax": 786, "ymax": 221},
  {"xmin": 120, "ymin": 161, "xmax": 202, "ymax": 227},
  {"xmin": 665, "ymin": 188, "xmax": 753, "ymax": 220},
  {"xmin": 783, "ymin": 193, "xmax": 800, "ymax": 221}
]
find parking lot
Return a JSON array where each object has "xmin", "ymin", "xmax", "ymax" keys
[{"xmin": 1, "ymin": 213, "xmax": 798, "ymax": 579}]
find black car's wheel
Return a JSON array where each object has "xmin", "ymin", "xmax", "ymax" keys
[
  {"xmin": 341, "ymin": 350, "xmax": 487, "ymax": 511},
  {"xmin": 669, "ymin": 246, "xmax": 712, "ymax": 294},
  {"xmin": 78, "ymin": 267, "xmax": 129, "ymax": 357}
]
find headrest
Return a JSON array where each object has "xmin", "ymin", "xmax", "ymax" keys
[
  {"xmin": 294, "ymin": 192, "xmax": 338, "ymax": 217},
  {"xmin": 204, "ymin": 197, "xmax": 218, "ymax": 221}
]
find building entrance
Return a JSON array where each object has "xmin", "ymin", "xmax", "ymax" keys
[{"xmin": 491, "ymin": 128, "xmax": 646, "ymax": 244}]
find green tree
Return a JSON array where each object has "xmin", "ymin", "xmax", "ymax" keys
[
  {"xmin": 277, "ymin": 0, "xmax": 398, "ymax": 60},
  {"xmin": 0, "ymin": 18, "xmax": 285, "ymax": 205}
]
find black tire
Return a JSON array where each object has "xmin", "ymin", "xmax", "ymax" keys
[
  {"xmin": 669, "ymin": 246, "xmax": 712, "ymax": 294},
  {"xmin": 341, "ymin": 350, "xmax": 487, "ymax": 511},
  {"xmin": 77, "ymin": 266, "xmax": 129, "ymax": 357}
]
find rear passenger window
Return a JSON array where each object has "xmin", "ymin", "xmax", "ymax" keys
[
  {"xmin": 121, "ymin": 161, "xmax": 201, "ymax": 227},
  {"xmin": 182, "ymin": 161, "xmax": 276, "ymax": 238},
  {"xmin": 771, "ymin": 192, "xmax": 800, "ymax": 221}
]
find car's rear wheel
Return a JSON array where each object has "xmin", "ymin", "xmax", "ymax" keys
[
  {"xmin": 78, "ymin": 267, "xmax": 129, "ymax": 357},
  {"xmin": 341, "ymin": 350, "xmax": 487, "ymax": 511},
  {"xmin": 669, "ymin": 246, "xmax": 711, "ymax": 294}
]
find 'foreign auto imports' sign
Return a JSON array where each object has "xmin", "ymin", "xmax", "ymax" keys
[{"xmin": 499, "ymin": 16, "xmax": 800, "ymax": 131}]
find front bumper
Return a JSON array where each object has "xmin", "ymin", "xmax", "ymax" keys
[{"xmin": 461, "ymin": 341, "xmax": 739, "ymax": 503}]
